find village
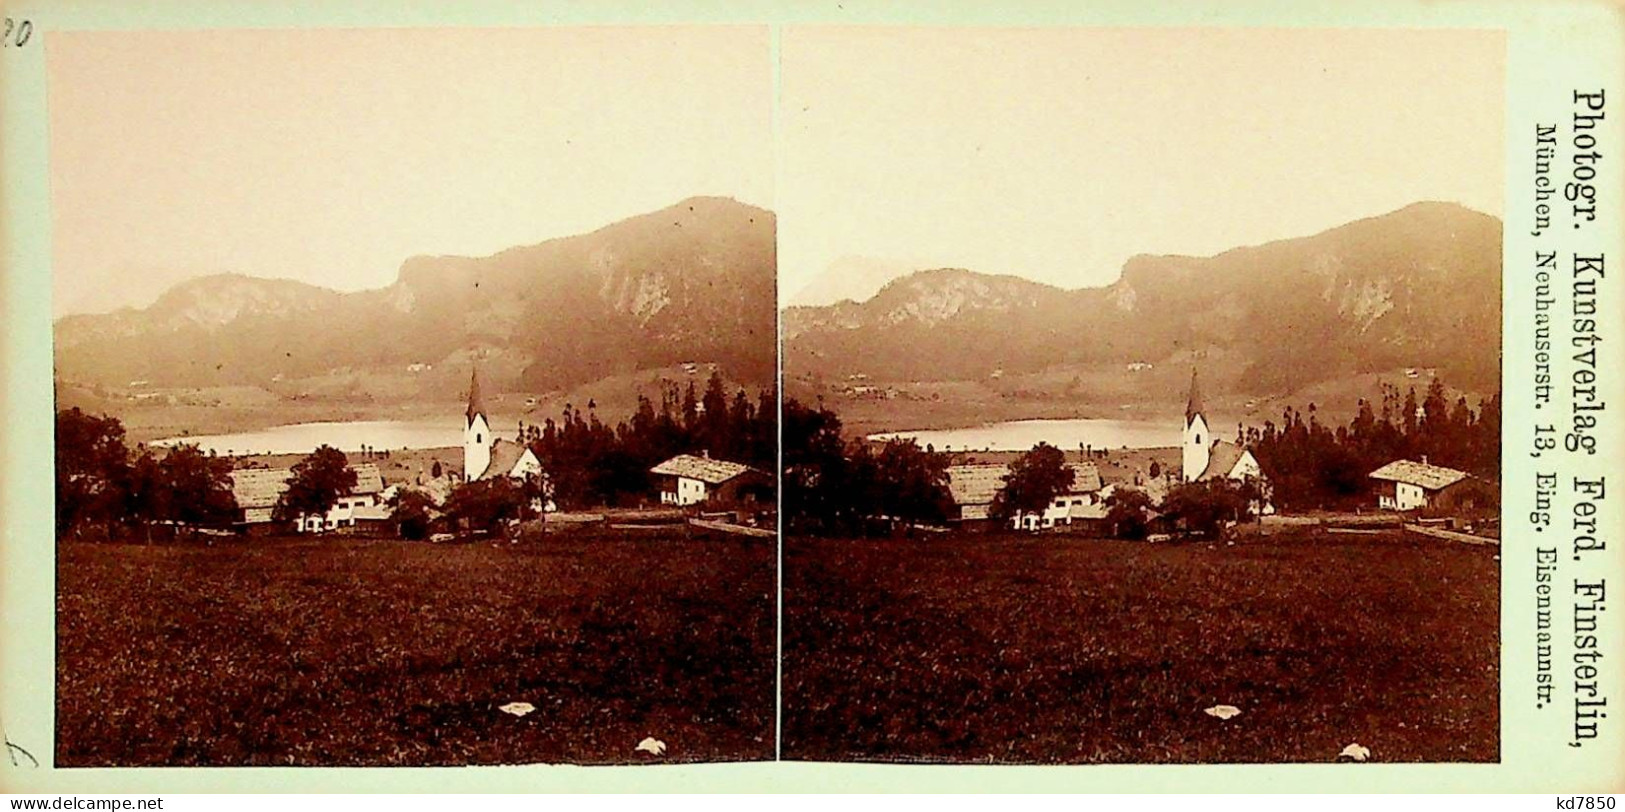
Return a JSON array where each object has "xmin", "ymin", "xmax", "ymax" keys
[
  {"xmin": 781, "ymin": 367, "xmax": 1502, "ymax": 764},
  {"xmin": 55, "ymin": 364, "xmax": 775, "ymax": 548},
  {"xmin": 210, "ymin": 368, "xmax": 776, "ymax": 543},
  {"xmin": 785, "ymin": 368, "xmax": 1500, "ymax": 543},
  {"xmin": 935, "ymin": 370, "xmax": 1499, "ymax": 543}
]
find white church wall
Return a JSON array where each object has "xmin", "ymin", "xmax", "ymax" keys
[
  {"xmin": 464, "ymin": 413, "xmax": 492, "ymax": 482},
  {"xmin": 1183, "ymin": 413, "xmax": 1210, "ymax": 482}
]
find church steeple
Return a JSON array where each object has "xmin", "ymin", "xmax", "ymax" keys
[
  {"xmin": 466, "ymin": 366, "xmax": 489, "ymax": 428},
  {"xmin": 1184, "ymin": 367, "xmax": 1206, "ymax": 427}
]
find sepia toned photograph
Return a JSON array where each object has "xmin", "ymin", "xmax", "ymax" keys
[
  {"xmin": 49, "ymin": 26, "xmax": 777, "ymax": 766},
  {"xmin": 780, "ymin": 27, "xmax": 1505, "ymax": 764}
]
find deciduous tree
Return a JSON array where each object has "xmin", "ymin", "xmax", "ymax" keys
[
  {"xmin": 55, "ymin": 408, "xmax": 132, "ymax": 538},
  {"xmin": 274, "ymin": 445, "xmax": 357, "ymax": 527},
  {"xmin": 991, "ymin": 442, "xmax": 1074, "ymax": 521},
  {"xmin": 159, "ymin": 443, "xmax": 237, "ymax": 533},
  {"xmin": 1104, "ymin": 487, "xmax": 1153, "ymax": 540}
]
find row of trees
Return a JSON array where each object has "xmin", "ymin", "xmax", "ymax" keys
[
  {"xmin": 783, "ymin": 398, "xmax": 954, "ymax": 535},
  {"xmin": 56, "ymin": 408, "xmax": 237, "ymax": 540},
  {"xmin": 1246, "ymin": 379, "xmax": 1499, "ymax": 511},
  {"xmin": 521, "ymin": 372, "xmax": 776, "ymax": 510}
]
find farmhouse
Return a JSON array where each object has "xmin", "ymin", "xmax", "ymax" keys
[
  {"xmin": 650, "ymin": 453, "xmax": 771, "ymax": 506},
  {"xmin": 227, "ymin": 462, "xmax": 385, "ymax": 534},
  {"xmin": 1369, "ymin": 459, "xmax": 1495, "ymax": 513},
  {"xmin": 944, "ymin": 461, "xmax": 1104, "ymax": 531}
]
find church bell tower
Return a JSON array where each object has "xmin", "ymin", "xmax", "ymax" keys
[
  {"xmin": 464, "ymin": 366, "xmax": 491, "ymax": 482},
  {"xmin": 1182, "ymin": 367, "xmax": 1210, "ymax": 482}
]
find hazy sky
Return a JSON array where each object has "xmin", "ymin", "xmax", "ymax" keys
[
  {"xmin": 47, "ymin": 26, "xmax": 772, "ymax": 317},
  {"xmin": 780, "ymin": 27, "xmax": 1505, "ymax": 306}
]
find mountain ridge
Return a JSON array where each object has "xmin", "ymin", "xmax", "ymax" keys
[
  {"xmin": 55, "ymin": 197, "xmax": 777, "ymax": 394},
  {"xmin": 784, "ymin": 201, "xmax": 1502, "ymax": 394}
]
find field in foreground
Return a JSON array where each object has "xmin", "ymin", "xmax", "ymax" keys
[
  {"xmin": 783, "ymin": 530, "xmax": 1498, "ymax": 764},
  {"xmin": 57, "ymin": 534, "xmax": 774, "ymax": 766}
]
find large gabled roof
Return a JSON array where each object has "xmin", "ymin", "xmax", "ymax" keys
[
  {"xmin": 228, "ymin": 461, "xmax": 384, "ymax": 510},
  {"xmin": 1066, "ymin": 462, "xmax": 1104, "ymax": 493},
  {"xmin": 1368, "ymin": 459, "xmax": 1470, "ymax": 491},
  {"xmin": 349, "ymin": 463, "xmax": 384, "ymax": 496},
  {"xmin": 945, "ymin": 461, "xmax": 1102, "ymax": 507},
  {"xmin": 650, "ymin": 454, "xmax": 756, "ymax": 485},
  {"xmin": 945, "ymin": 464, "xmax": 1006, "ymax": 507},
  {"xmin": 227, "ymin": 468, "xmax": 289, "ymax": 510}
]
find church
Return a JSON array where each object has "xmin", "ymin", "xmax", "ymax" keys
[
  {"xmin": 463, "ymin": 367, "xmax": 544, "ymax": 484},
  {"xmin": 1180, "ymin": 368, "xmax": 1273, "ymax": 513}
]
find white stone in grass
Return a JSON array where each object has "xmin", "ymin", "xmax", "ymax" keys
[
  {"xmin": 498, "ymin": 702, "xmax": 536, "ymax": 717},
  {"xmin": 636, "ymin": 737, "xmax": 668, "ymax": 756},
  {"xmin": 1203, "ymin": 704, "xmax": 1242, "ymax": 720},
  {"xmin": 1339, "ymin": 743, "xmax": 1371, "ymax": 762}
]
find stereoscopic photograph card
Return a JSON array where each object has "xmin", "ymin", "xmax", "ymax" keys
[{"xmin": 1, "ymin": 0, "xmax": 1622, "ymax": 795}]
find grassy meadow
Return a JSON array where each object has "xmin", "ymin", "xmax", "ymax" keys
[
  {"xmin": 56, "ymin": 533, "xmax": 774, "ymax": 766},
  {"xmin": 783, "ymin": 529, "xmax": 1499, "ymax": 764}
]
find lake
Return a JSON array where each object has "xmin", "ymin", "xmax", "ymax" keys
[
  {"xmin": 869, "ymin": 418, "xmax": 1180, "ymax": 452},
  {"xmin": 152, "ymin": 419, "xmax": 516, "ymax": 457}
]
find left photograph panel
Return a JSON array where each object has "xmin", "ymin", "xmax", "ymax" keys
[{"xmin": 48, "ymin": 26, "xmax": 778, "ymax": 766}]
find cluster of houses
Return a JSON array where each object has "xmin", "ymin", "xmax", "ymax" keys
[
  {"xmin": 225, "ymin": 368, "xmax": 770, "ymax": 535},
  {"xmin": 943, "ymin": 369, "xmax": 1496, "ymax": 533},
  {"xmin": 222, "ymin": 364, "xmax": 1493, "ymax": 537}
]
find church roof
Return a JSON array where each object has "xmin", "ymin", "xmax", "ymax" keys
[
  {"xmin": 650, "ymin": 454, "xmax": 756, "ymax": 485},
  {"xmin": 466, "ymin": 366, "xmax": 489, "ymax": 426},
  {"xmin": 475, "ymin": 438, "xmax": 531, "ymax": 481},
  {"xmin": 1185, "ymin": 367, "xmax": 1205, "ymax": 425},
  {"xmin": 1368, "ymin": 459, "xmax": 1469, "ymax": 491},
  {"xmin": 1199, "ymin": 441, "xmax": 1246, "ymax": 481}
]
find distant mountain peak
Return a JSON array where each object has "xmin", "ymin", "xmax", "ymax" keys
[{"xmin": 146, "ymin": 273, "xmax": 338, "ymax": 330}]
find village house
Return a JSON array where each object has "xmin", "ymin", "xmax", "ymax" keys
[
  {"xmin": 650, "ymin": 453, "xmax": 771, "ymax": 506},
  {"xmin": 944, "ymin": 461, "xmax": 1104, "ymax": 531},
  {"xmin": 1014, "ymin": 462, "xmax": 1105, "ymax": 531},
  {"xmin": 1368, "ymin": 458, "xmax": 1496, "ymax": 513},
  {"xmin": 227, "ymin": 462, "xmax": 386, "ymax": 535}
]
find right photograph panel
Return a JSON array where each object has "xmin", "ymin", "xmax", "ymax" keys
[{"xmin": 779, "ymin": 26, "xmax": 1505, "ymax": 764}]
